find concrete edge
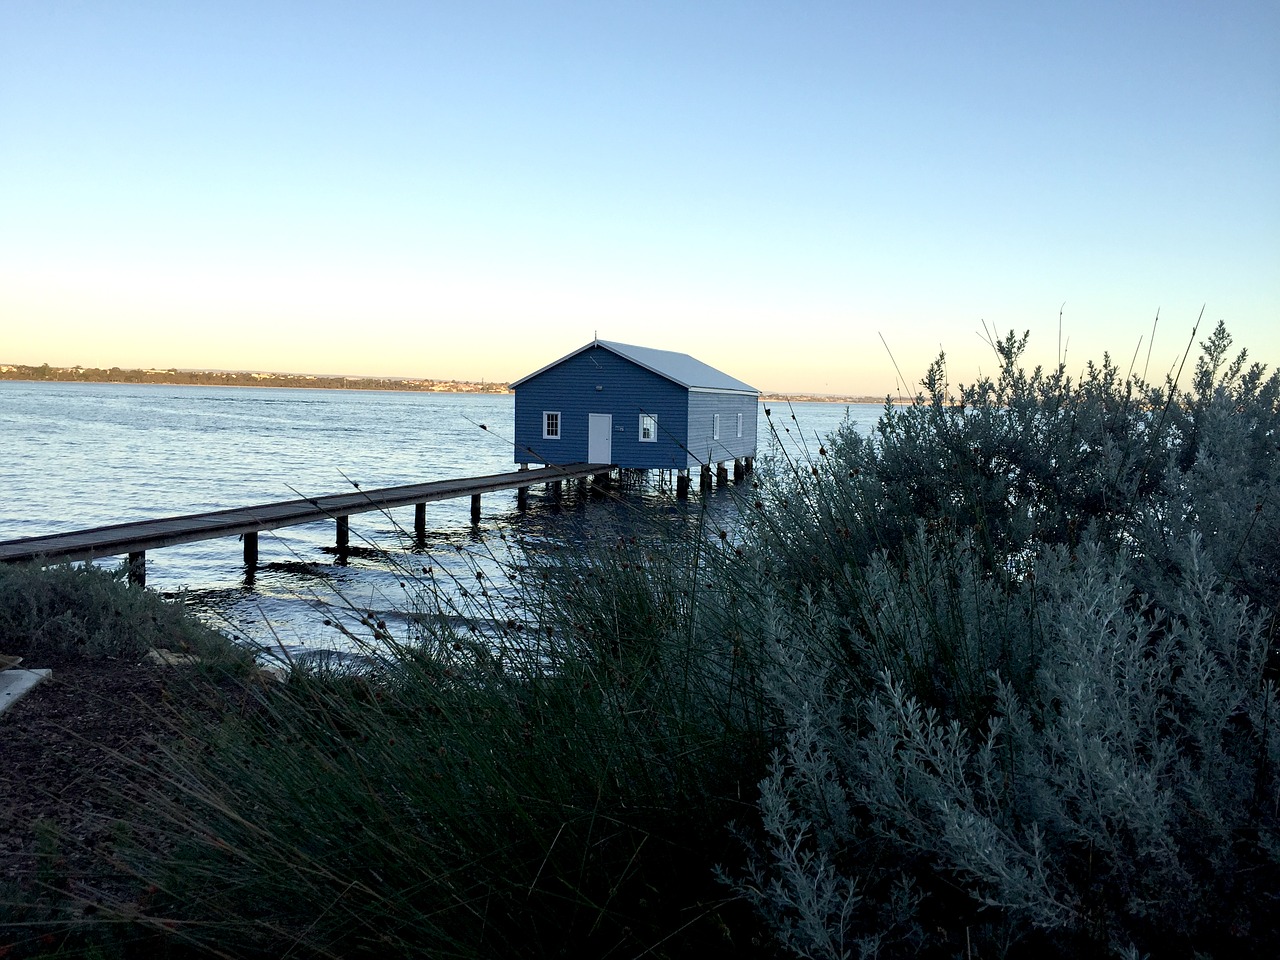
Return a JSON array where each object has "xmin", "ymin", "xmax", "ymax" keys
[{"xmin": 0, "ymin": 668, "xmax": 53, "ymax": 718}]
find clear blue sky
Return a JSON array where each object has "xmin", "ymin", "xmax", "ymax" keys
[{"xmin": 2, "ymin": 1, "xmax": 1276, "ymax": 394}]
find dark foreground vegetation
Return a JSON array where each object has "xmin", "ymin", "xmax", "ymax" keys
[{"xmin": 2, "ymin": 321, "xmax": 1277, "ymax": 958}]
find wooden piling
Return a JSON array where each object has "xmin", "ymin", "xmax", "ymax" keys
[
  {"xmin": 716, "ymin": 462, "xmax": 729, "ymax": 487},
  {"xmin": 677, "ymin": 470, "xmax": 690, "ymax": 499},
  {"xmin": 414, "ymin": 503, "xmax": 426, "ymax": 539},
  {"xmin": 128, "ymin": 551, "xmax": 145, "ymax": 587},
  {"xmin": 517, "ymin": 462, "xmax": 530, "ymax": 510},
  {"xmin": 471, "ymin": 493, "xmax": 482, "ymax": 523},
  {"xmin": 243, "ymin": 531, "xmax": 258, "ymax": 566},
  {"xmin": 336, "ymin": 515, "xmax": 349, "ymax": 551}
]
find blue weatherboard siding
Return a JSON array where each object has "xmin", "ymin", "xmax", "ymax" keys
[
  {"xmin": 514, "ymin": 345, "xmax": 690, "ymax": 468},
  {"xmin": 685, "ymin": 391, "xmax": 758, "ymax": 470}
]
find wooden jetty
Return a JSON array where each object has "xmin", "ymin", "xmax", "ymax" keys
[{"xmin": 0, "ymin": 463, "xmax": 614, "ymax": 586}]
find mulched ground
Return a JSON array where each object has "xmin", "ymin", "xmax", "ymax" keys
[{"xmin": 0, "ymin": 652, "xmax": 189, "ymax": 909}]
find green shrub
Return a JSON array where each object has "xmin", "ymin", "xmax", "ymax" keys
[
  {"xmin": 0, "ymin": 562, "xmax": 247, "ymax": 667},
  {"xmin": 731, "ymin": 323, "xmax": 1280, "ymax": 957}
]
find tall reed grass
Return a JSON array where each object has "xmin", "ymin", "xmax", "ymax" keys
[{"xmin": 103, "ymin": 498, "xmax": 776, "ymax": 958}]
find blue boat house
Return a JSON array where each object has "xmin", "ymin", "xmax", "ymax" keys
[{"xmin": 511, "ymin": 339, "xmax": 759, "ymax": 494}]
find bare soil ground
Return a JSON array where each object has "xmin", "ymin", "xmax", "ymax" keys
[{"xmin": 1, "ymin": 652, "xmax": 184, "ymax": 911}]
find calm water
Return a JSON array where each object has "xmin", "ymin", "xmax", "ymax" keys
[{"xmin": 0, "ymin": 381, "xmax": 878, "ymax": 656}]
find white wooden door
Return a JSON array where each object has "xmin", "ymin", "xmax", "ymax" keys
[{"xmin": 588, "ymin": 413, "xmax": 612, "ymax": 463}]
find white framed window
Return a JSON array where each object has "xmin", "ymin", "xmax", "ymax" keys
[
  {"xmin": 736, "ymin": 412, "xmax": 743, "ymax": 438},
  {"xmin": 712, "ymin": 413, "xmax": 720, "ymax": 440},
  {"xmin": 543, "ymin": 411, "xmax": 561, "ymax": 439},
  {"xmin": 639, "ymin": 413, "xmax": 657, "ymax": 442}
]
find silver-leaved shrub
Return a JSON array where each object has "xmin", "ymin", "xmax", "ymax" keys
[{"xmin": 735, "ymin": 323, "xmax": 1280, "ymax": 958}]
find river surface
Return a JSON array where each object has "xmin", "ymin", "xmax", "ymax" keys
[{"xmin": 0, "ymin": 382, "xmax": 880, "ymax": 657}]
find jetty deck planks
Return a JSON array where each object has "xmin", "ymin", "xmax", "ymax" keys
[{"xmin": 0, "ymin": 463, "xmax": 613, "ymax": 575}]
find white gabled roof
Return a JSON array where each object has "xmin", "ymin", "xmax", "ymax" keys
[{"xmin": 512, "ymin": 339, "xmax": 759, "ymax": 395}]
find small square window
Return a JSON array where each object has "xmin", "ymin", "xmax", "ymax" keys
[
  {"xmin": 543, "ymin": 411, "xmax": 560, "ymax": 439},
  {"xmin": 712, "ymin": 414, "xmax": 720, "ymax": 441},
  {"xmin": 639, "ymin": 414, "xmax": 657, "ymax": 442}
]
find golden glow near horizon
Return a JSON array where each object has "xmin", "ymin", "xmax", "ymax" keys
[
  {"xmin": 3, "ymin": 252, "xmax": 1264, "ymax": 397},
  {"xmin": 2, "ymin": 3, "xmax": 1276, "ymax": 395}
]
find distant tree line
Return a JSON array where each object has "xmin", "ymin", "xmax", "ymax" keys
[
  {"xmin": 2, "ymin": 362, "xmax": 890, "ymax": 403},
  {"xmin": 0, "ymin": 363, "xmax": 512, "ymax": 394}
]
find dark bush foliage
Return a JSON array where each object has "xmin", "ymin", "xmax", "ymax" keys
[{"xmin": 735, "ymin": 322, "xmax": 1280, "ymax": 958}]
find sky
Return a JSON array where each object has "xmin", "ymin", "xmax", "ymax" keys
[{"xmin": 1, "ymin": 1, "xmax": 1277, "ymax": 395}]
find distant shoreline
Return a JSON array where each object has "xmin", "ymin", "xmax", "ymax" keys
[{"xmin": 0, "ymin": 362, "xmax": 896, "ymax": 405}]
